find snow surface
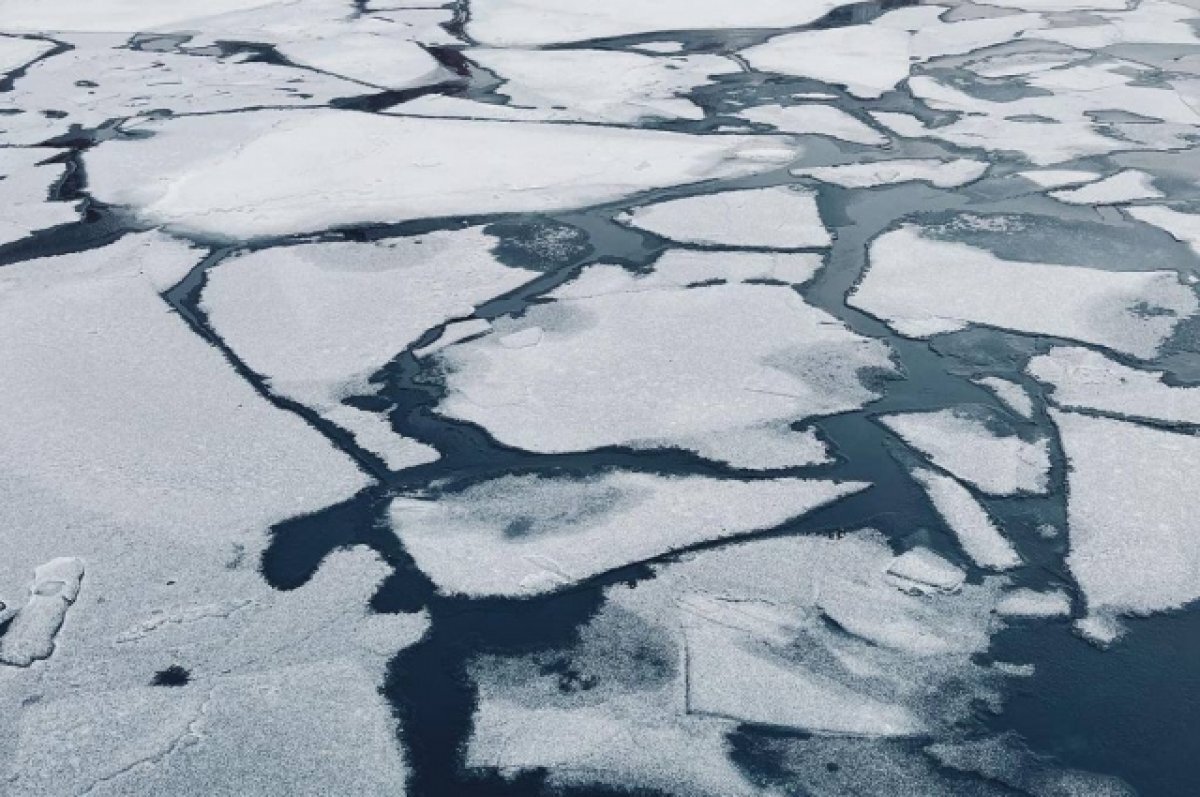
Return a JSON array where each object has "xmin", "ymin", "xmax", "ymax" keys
[
  {"xmin": 436, "ymin": 268, "xmax": 895, "ymax": 469},
  {"xmin": 617, "ymin": 186, "xmax": 831, "ymax": 249},
  {"xmin": 466, "ymin": 0, "xmax": 847, "ymax": 46},
  {"xmin": 882, "ymin": 409, "xmax": 1051, "ymax": 496},
  {"xmin": 1127, "ymin": 205, "xmax": 1200, "ymax": 257},
  {"xmin": 1053, "ymin": 410, "xmax": 1200, "ymax": 618},
  {"xmin": 0, "ymin": 148, "xmax": 78, "ymax": 245},
  {"xmin": 0, "ymin": 558, "xmax": 85, "ymax": 668},
  {"xmin": 911, "ymin": 468, "xmax": 1021, "ymax": 570},
  {"xmin": 1049, "ymin": 170, "xmax": 1164, "ymax": 205},
  {"xmin": 886, "ymin": 549, "xmax": 967, "ymax": 595},
  {"xmin": 85, "ymin": 110, "xmax": 795, "ymax": 239},
  {"xmin": 792, "ymin": 159, "xmax": 988, "ymax": 188},
  {"xmin": 1030, "ymin": 346, "xmax": 1200, "ymax": 424},
  {"xmin": 850, "ymin": 225, "xmax": 1198, "ymax": 358},
  {"xmin": 390, "ymin": 471, "xmax": 867, "ymax": 597}
]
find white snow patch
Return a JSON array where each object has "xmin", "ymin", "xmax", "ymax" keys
[
  {"xmin": 886, "ymin": 548, "xmax": 967, "ymax": 595},
  {"xmin": 974, "ymin": 376, "xmax": 1035, "ymax": 419},
  {"xmin": 1016, "ymin": 169, "xmax": 1102, "ymax": 189},
  {"xmin": 882, "ymin": 409, "xmax": 1051, "ymax": 496},
  {"xmin": 1049, "ymin": 170, "xmax": 1164, "ymax": 205},
  {"xmin": 996, "ymin": 588, "xmax": 1072, "ymax": 618},
  {"xmin": 618, "ymin": 186, "xmax": 830, "ymax": 249},
  {"xmin": 911, "ymin": 468, "xmax": 1021, "ymax": 570},
  {"xmin": 1127, "ymin": 205, "xmax": 1200, "ymax": 257},
  {"xmin": 736, "ymin": 103, "xmax": 888, "ymax": 146},
  {"xmin": 792, "ymin": 158, "xmax": 988, "ymax": 188},
  {"xmin": 390, "ymin": 472, "xmax": 867, "ymax": 597},
  {"xmin": 850, "ymin": 225, "xmax": 1198, "ymax": 358},
  {"xmin": 0, "ymin": 559, "xmax": 85, "ymax": 668},
  {"xmin": 1030, "ymin": 346, "xmax": 1200, "ymax": 424}
]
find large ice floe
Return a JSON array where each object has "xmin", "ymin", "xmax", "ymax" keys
[
  {"xmin": 850, "ymin": 224, "xmax": 1198, "ymax": 358},
  {"xmin": 390, "ymin": 471, "xmax": 867, "ymax": 597},
  {"xmin": 433, "ymin": 261, "xmax": 895, "ymax": 469},
  {"xmin": 84, "ymin": 110, "xmax": 794, "ymax": 239},
  {"xmin": 1052, "ymin": 410, "xmax": 1200, "ymax": 630},
  {"xmin": 465, "ymin": 530, "xmax": 1011, "ymax": 794},
  {"xmin": 0, "ymin": 234, "xmax": 425, "ymax": 790}
]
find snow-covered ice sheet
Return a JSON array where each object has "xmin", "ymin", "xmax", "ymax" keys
[
  {"xmin": 850, "ymin": 225, "xmax": 1198, "ymax": 358},
  {"xmin": 617, "ymin": 186, "xmax": 830, "ymax": 248},
  {"xmin": 435, "ymin": 266, "xmax": 895, "ymax": 469},
  {"xmin": 792, "ymin": 159, "xmax": 988, "ymax": 188},
  {"xmin": 85, "ymin": 110, "xmax": 795, "ymax": 239},
  {"xmin": 974, "ymin": 376, "xmax": 1035, "ymax": 419},
  {"xmin": 390, "ymin": 471, "xmax": 867, "ymax": 597},
  {"xmin": 1053, "ymin": 409, "xmax": 1200, "ymax": 620},
  {"xmin": 1049, "ymin": 170, "xmax": 1164, "ymax": 205},
  {"xmin": 0, "ymin": 558, "xmax": 85, "ymax": 668},
  {"xmin": 1127, "ymin": 205, "xmax": 1200, "ymax": 257},
  {"xmin": 996, "ymin": 588, "xmax": 1072, "ymax": 618},
  {"xmin": 882, "ymin": 408, "xmax": 1051, "ymax": 496},
  {"xmin": 466, "ymin": 0, "xmax": 847, "ymax": 46},
  {"xmin": 1030, "ymin": 346, "xmax": 1200, "ymax": 424}
]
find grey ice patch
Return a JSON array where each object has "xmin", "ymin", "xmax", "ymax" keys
[{"xmin": 0, "ymin": 557, "xmax": 84, "ymax": 667}]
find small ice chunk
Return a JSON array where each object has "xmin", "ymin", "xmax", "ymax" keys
[
  {"xmin": 850, "ymin": 225, "xmax": 1198, "ymax": 358},
  {"xmin": 1016, "ymin": 169, "xmax": 1101, "ymax": 189},
  {"xmin": 911, "ymin": 468, "xmax": 1021, "ymax": 570},
  {"xmin": 736, "ymin": 104, "xmax": 888, "ymax": 146},
  {"xmin": 413, "ymin": 319, "xmax": 493, "ymax": 358},
  {"xmin": 390, "ymin": 472, "xmax": 867, "ymax": 597},
  {"xmin": 1127, "ymin": 205, "xmax": 1200, "ymax": 257},
  {"xmin": 974, "ymin": 376, "xmax": 1035, "ymax": 419},
  {"xmin": 647, "ymin": 250, "xmax": 824, "ymax": 286},
  {"xmin": 881, "ymin": 409, "xmax": 1051, "ymax": 496},
  {"xmin": 618, "ymin": 186, "xmax": 830, "ymax": 249},
  {"xmin": 793, "ymin": 159, "xmax": 987, "ymax": 189},
  {"xmin": 1053, "ymin": 410, "xmax": 1200, "ymax": 617},
  {"xmin": 886, "ymin": 549, "xmax": 966, "ymax": 595},
  {"xmin": 1029, "ymin": 346, "xmax": 1200, "ymax": 424},
  {"xmin": 0, "ymin": 558, "xmax": 84, "ymax": 667},
  {"xmin": 1049, "ymin": 170, "xmax": 1164, "ymax": 205},
  {"xmin": 996, "ymin": 588, "xmax": 1072, "ymax": 618},
  {"xmin": 1074, "ymin": 614, "xmax": 1127, "ymax": 648}
]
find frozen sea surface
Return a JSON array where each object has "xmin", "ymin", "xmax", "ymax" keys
[{"xmin": 1, "ymin": 1, "xmax": 1198, "ymax": 795}]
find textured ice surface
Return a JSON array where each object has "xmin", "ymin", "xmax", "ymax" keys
[
  {"xmin": 736, "ymin": 103, "xmax": 888, "ymax": 146},
  {"xmin": 0, "ymin": 558, "xmax": 85, "ymax": 668},
  {"xmin": 390, "ymin": 471, "xmax": 866, "ymax": 597},
  {"xmin": 85, "ymin": 111, "xmax": 794, "ymax": 239},
  {"xmin": 644, "ymin": 250, "xmax": 825, "ymax": 286},
  {"xmin": 1053, "ymin": 410, "xmax": 1200, "ymax": 619},
  {"xmin": 930, "ymin": 733, "xmax": 1136, "ymax": 797},
  {"xmin": 974, "ymin": 376, "xmax": 1035, "ymax": 419},
  {"xmin": 8, "ymin": 661, "xmax": 412, "ymax": 796},
  {"xmin": 468, "ymin": 48, "xmax": 737, "ymax": 124},
  {"xmin": 911, "ymin": 468, "xmax": 1021, "ymax": 570},
  {"xmin": 466, "ymin": 0, "xmax": 845, "ymax": 46},
  {"xmin": 436, "ymin": 268, "xmax": 895, "ymax": 468},
  {"xmin": 467, "ymin": 531, "xmax": 1007, "ymax": 793},
  {"xmin": 1049, "ymin": 170, "xmax": 1164, "ymax": 205},
  {"xmin": 792, "ymin": 158, "xmax": 987, "ymax": 188},
  {"xmin": 886, "ymin": 548, "xmax": 967, "ymax": 595},
  {"xmin": 203, "ymin": 229, "xmax": 535, "ymax": 407},
  {"xmin": 882, "ymin": 409, "xmax": 1051, "ymax": 496},
  {"xmin": 1030, "ymin": 346, "xmax": 1200, "ymax": 424},
  {"xmin": 851, "ymin": 225, "xmax": 1198, "ymax": 358},
  {"xmin": 618, "ymin": 186, "xmax": 830, "ymax": 248},
  {"xmin": 1128, "ymin": 205, "xmax": 1200, "ymax": 256},
  {"xmin": 996, "ymin": 588, "xmax": 1072, "ymax": 618}
]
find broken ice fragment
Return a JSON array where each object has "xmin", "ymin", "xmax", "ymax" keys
[
  {"xmin": 911, "ymin": 468, "xmax": 1021, "ymax": 570},
  {"xmin": 973, "ymin": 376, "xmax": 1035, "ymax": 419},
  {"xmin": 792, "ymin": 159, "xmax": 987, "ymax": 189},
  {"xmin": 0, "ymin": 558, "xmax": 84, "ymax": 667},
  {"xmin": 995, "ymin": 589, "xmax": 1072, "ymax": 618},
  {"xmin": 618, "ymin": 186, "xmax": 829, "ymax": 249},
  {"xmin": 886, "ymin": 549, "xmax": 966, "ymax": 595},
  {"xmin": 1049, "ymin": 170, "xmax": 1164, "ymax": 205}
]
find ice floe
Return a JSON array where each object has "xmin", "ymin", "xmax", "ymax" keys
[
  {"xmin": 468, "ymin": 48, "xmax": 737, "ymax": 124},
  {"xmin": 792, "ymin": 158, "xmax": 988, "ymax": 189},
  {"xmin": 885, "ymin": 548, "xmax": 968, "ymax": 595},
  {"xmin": 1053, "ymin": 409, "xmax": 1200, "ymax": 621},
  {"xmin": 0, "ymin": 559, "xmax": 85, "ymax": 668},
  {"xmin": 617, "ymin": 186, "xmax": 830, "ymax": 249},
  {"xmin": 910, "ymin": 468, "xmax": 1021, "ymax": 570},
  {"xmin": 974, "ymin": 376, "xmax": 1035, "ymax": 419},
  {"xmin": 390, "ymin": 471, "xmax": 867, "ymax": 597},
  {"xmin": 1029, "ymin": 346, "xmax": 1200, "ymax": 424},
  {"xmin": 85, "ymin": 110, "xmax": 794, "ymax": 239},
  {"xmin": 466, "ymin": 0, "xmax": 846, "ymax": 46},
  {"xmin": 882, "ymin": 408, "xmax": 1051, "ymax": 496},
  {"xmin": 1016, "ymin": 169, "xmax": 1102, "ymax": 189},
  {"xmin": 850, "ymin": 225, "xmax": 1198, "ymax": 358},
  {"xmin": 735, "ymin": 103, "xmax": 888, "ymax": 146},
  {"xmin": 202, "ymin": 228, "xmax": 535, "ymax": 407},
  {"xmin": 1127, "ymin": 205, "xmax": 1200, "ymax": 257},
  {"xmin": 0, "ymin": 148, "xmax": 78, "ymax": 245},
  {"xmin": 1049, "ymin": 170, "xmax": 1164, "ymax": 205},
  {"xmin": 929, "ymin": 733, "xmax": 1136, "ymax": 797},
  {"xmin": 435, "ymin": 266, "xmax": 895, "ymax": 469}
]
